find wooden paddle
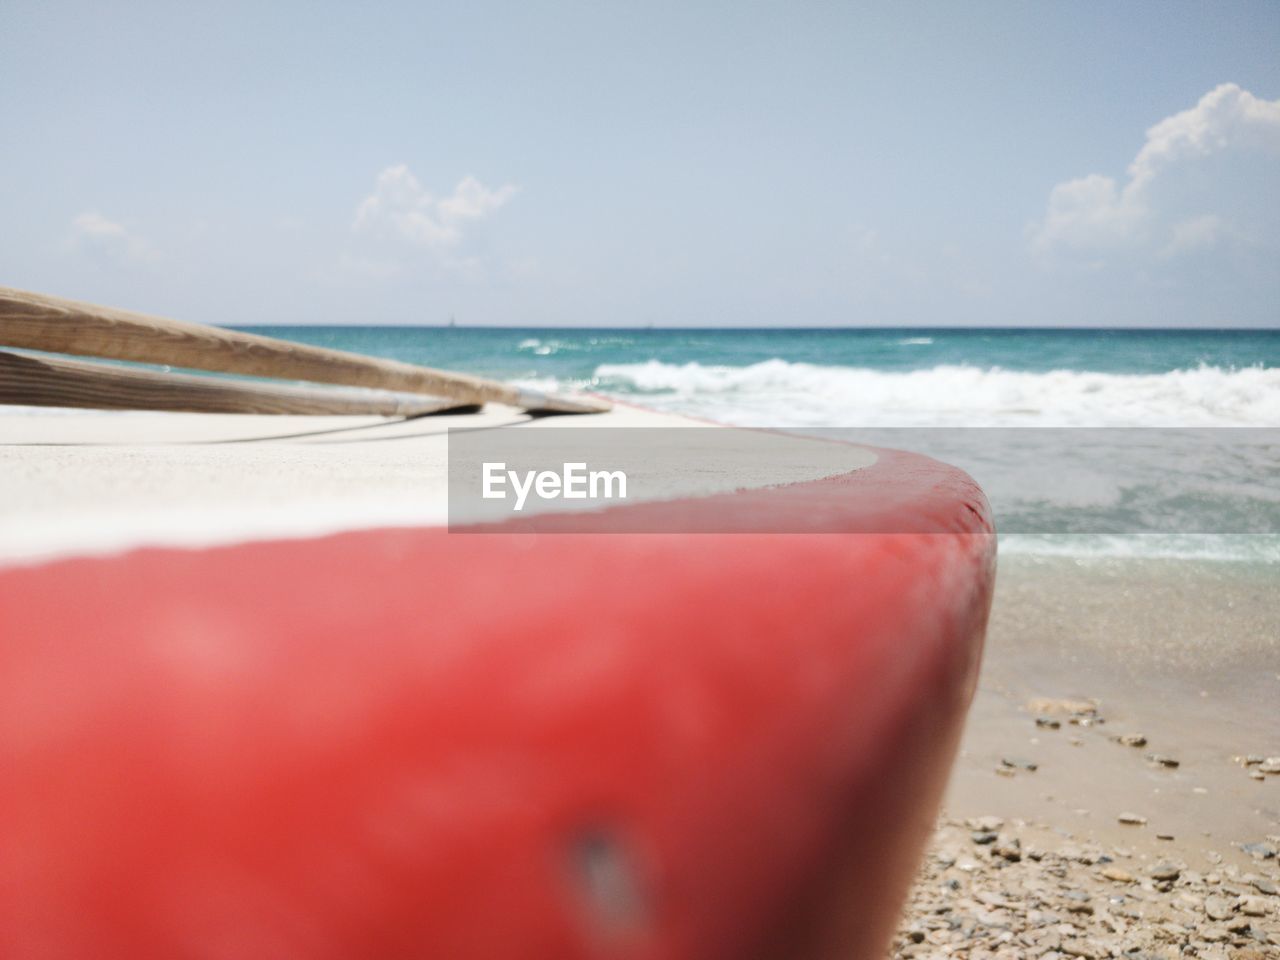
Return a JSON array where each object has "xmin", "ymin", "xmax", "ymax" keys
[
  {"xmin": 0, "ymin": 286, "xmax": 611, "ymax": 414},
  {"xmin": 0, "ymin": 349, "xmax": 477, "ymax": 417}
]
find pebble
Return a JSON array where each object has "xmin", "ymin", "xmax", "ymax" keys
[
  {"xmin": 1156, "ymin": 833, "xmax": 1175, "ymax": 841},
  {"xmin": 1100, "ymin": 866, "xmax": 1134, "ymax": 883},
  {"xmin": 1000, "ymin": 756, "xmax": 1038, "ymax": 772},
  {"xmin": 1251, "ymin": 877, "xmax": 1278, "ymax": 895},
  {"xmin": 971, "ymin": 830, "xmax": 998, "ymax": 845},
  {"xmin": 1251, "ymin": 770, "xmax": 1266, "ymax": 781},
  {"xmin": 992, "ymin": 837, "xmax": 1022, "ymax": 862},
  {"xmin": 975, "ymin": 890, "xmax": 1006, "ymax": 908},
  {"xmin": 1145, "ymin": 753, "xmax": 1180, "ymax": 768},
  {"xmin": 1116, "ymin": 733, "xmax": 1147, "ymax": 747},
  {"xmin": 1204, "ymin": 894, "xmax": 1235, "ymax": 920},
  {"xmin": 1060, "ymin": 938, "xmax": 1099, "ymax": 957},
  {"xmin": 967, "ymin": 816, "xmax": 1004, "ymax": 832},
  {"xmin": 1035, "ymin": 716, "xmax": 1061, "ymax": 729},
  {"xmin": 1239, "ymin": 895, "xmax": 1270, "ymax": 916},
  {"xmin": 1151, "ymin": 863, "xmax": 1181, "ymax": 881},
  {"xmin": 1243, "ymin": 842, "xmax": 1278, "ymax": 860},
  {"xmin": 1260, "ymin": 757, "xmax": 1280, "ymax": 774},
  {"xmin": 1117, "ymin": 811, "xmax": 1147, "ymax": 825}
]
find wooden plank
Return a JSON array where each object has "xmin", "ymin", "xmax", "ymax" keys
[
  {"xmin": 0, "ymin": 286, "xmax": 611, "ymax": 414},
  {"xmin": 0, "ymin": 350, "xmax": 476, "ymax": 417}
]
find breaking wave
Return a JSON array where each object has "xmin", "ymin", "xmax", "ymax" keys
[{"xmin": 592, "ymin": 360, "xmax": 1280, "ymax": 427}]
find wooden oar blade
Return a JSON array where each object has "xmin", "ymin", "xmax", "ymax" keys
[
  {"xmin": 0, "ymin": 350, "xmax": 473, "ymax": 417},
  {"xmin": 510, "ymin": 387, "xmax": 614, "ymax": 414},
  {"xmin": 0, "ymin": 286, "xmax": 612, "ymax": 415}
]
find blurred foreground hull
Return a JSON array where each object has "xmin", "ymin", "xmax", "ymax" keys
[{"xmin": 0, "ymin": 445, "xmax": 994, "ymax": 959}]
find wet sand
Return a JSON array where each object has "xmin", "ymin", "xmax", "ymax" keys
[{"xmin": 890, "ymin": 554, "xmax": 1280, "ymax": 957}]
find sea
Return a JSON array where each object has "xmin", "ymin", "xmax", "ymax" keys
[{"xmin": 242, "ymin": 326, "xmax": 1280, "ymax": 565}]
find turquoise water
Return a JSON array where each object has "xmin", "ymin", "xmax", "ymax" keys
[
  {"xmin": 240, "ymin": 325, "xmax": 1280, "ymax": 428},
  {"xmin": 240, "ymin": 326, "xmax": 1280, "ymax": 385},
  {"xmin": 240, "ymin": 325, "xmax": 1280, "ymax": 562}
]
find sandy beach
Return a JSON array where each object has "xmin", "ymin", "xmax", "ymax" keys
[{"xmin": 890, "ymin": 555, "xmax": 1280, "ymax": 958}]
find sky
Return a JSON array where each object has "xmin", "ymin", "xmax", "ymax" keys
[{"xmin": 1, "ymin": 1, "xmax": 1278, "ymax": 327}]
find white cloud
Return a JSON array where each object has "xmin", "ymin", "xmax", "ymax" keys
[
  {"xmin": 68, "ymin": 212, "xmax": 157, "ymax": 264},
  {"xmin": 1158, "ymin": 213, "xmax": 1225, "ymax": 260},
  {"xmin": 1031, "ymin": 83, "xmax": 1280, "ymax": 263},
  {"xmin": 353, "ymin": 165, "xmax": 517, "ymax": 255}
]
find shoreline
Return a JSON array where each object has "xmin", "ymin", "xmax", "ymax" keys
[
  {"xmin": 950, "ymin": 554, "xmax": 1277, "ymax": 866},
  {"xmin": 889, "ymin": 553, "xmax": 1279, "ymax": 957}
]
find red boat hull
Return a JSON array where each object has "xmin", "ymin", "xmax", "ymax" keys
[{"xmin": 0, "ymin": 446, "xmax": 994, "ymax": 959}]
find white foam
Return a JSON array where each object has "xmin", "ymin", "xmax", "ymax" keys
[
  {"xmin": 517, "ymin": 337, "xmax": 582, "ymax": 356},
  {"xmin": 998, "ymin": 534, "xmax": 1280, "ymax": 564},
  {"xmin": 584, "ymin": 360, "xmax": 1280, "ymax": 562},
  {"xmin": 592, "ymin": 361, "xmax": 1280, "ymax": 427}
]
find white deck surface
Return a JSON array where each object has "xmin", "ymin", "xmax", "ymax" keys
[{"xmin": 0, "ymin": 403, "xmax": 876, "ymax": 565}]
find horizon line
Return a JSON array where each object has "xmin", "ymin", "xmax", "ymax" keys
[{"xmin": 226, "ymin": 323, "xmax": 1280, "ymax": 333}]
